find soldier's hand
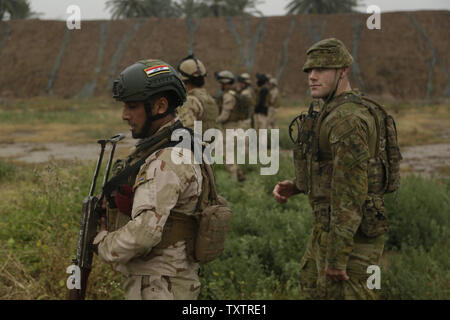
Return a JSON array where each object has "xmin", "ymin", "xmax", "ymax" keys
[
  {"xmin": 325, "ymin": 265, "xmax": 350, "ymax": 282},
  {"xmin": 273, "ymin": 180, "xmax": 298, "ymax": 204}
]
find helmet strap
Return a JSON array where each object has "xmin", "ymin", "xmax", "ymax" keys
[
  {"xmin": 134, "ymin": 101, "xmax": 173, "ymax": 139},
  {"xmin": 323, "ymin": 69, "xmax": 342, "ymax": 107}
]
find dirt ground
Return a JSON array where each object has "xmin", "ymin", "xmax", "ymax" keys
[{"xmin": 1, "ymin": 138, "xmax": 449, "ymax": 179}]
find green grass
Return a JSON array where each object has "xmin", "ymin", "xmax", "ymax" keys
[{"xmin": 0, "ymin": 154, "xmax": 448, "ymax": 300}]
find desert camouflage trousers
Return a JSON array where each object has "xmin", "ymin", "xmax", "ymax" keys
[
  {"xmin": 122, "ymin": 269, "xmax": 201, "ymax": 300},
  {"xmin": 221, "ymin": 120, "xmax": 251, "ymax": 181},
  {"xmin": 267, "ymin": 107, "xmax": 277, "ymax": 129},
  {"xmin": 299, "ymin": 224, "xmax": 384, "ymax": 300}
]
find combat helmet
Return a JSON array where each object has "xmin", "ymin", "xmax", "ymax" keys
[
  {"xmin": 237, "ymin": 73, "xmax": 252, "ymax": 85},
  {"xmin": 215, "ymin": 70, "xmax": 235, "ymax": 84},
  {"xmin": 113, "ymin": 59, "xmax": 187, "ymax": 138},
  {"xmin": 302, "ymin": 38, "xmax": 354, "ymax": 72},
  {"xmin": 177, "ymin": 54, "xmax": 207, "ymax": 81},
  {"xmin": 113, "ymin": 59, "xmax": 186, "ymax": 107}
]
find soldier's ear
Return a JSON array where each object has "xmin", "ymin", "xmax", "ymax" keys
[
  {"xmin": 340, "ymin": 67, "xmax": 350, "ymax": 79},
  {"xmin": 154, "ymin": 96, "xmax": 169, "ymax": 115}
]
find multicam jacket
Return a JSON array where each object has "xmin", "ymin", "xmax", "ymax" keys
[{"xmin": 293, "ymin": 90, "xmax": 386, "ymax": 270}]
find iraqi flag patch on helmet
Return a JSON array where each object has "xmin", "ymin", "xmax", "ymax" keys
[{"xmin": 144, "ymin": 65, "xmax": 170, "ymax": 77}]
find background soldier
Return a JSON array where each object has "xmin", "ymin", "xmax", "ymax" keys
[
  {"xmin": 215, "ymin": 70, "xmax": 245, "ymax": 182},
  {"xmin": 237, "ymin": 72, "xmax": 256, "ymax": 128},
  {"xmin": 93, "ymin": 59, "xmax": 203, "ymax": 300},
  {"xmin": 177, "ymin": 54, "xmax": 219, "ymax": 134},
  {"xmin": 254, "ymin": 73, "xmax": 270, "ymax": 130},
  {"xmin": 273, "ymin": 38, "xmax": 400, "ymax": 299},
  {"xmin": 267, "ymin": 77, "xmax": 280, "ymax": 129}
]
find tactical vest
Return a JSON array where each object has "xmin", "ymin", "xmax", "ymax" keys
[
  {"xmin": 291, "ymin": 92, "xmax": 402, "ymax": 236},
  {"xmin": 105, "ymin": 121, "xmax": 186, "ymax": 232},
  {"xmin": 189, "ymin": 88, "xmax": 219, "ymax": 132},
  {"xmin": 227, "ymin": 90, "xmax": 251, "ymax": 122}
]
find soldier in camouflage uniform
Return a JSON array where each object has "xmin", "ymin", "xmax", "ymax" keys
[
  {"xmin": 237, "ymin": 73, "xmax": 257, "ymax": 128},
  {"xmin": 273, "ymin": 38, "xmax": 399, "ymax": 299},
  {"xmin": 93, "ymin": 59, "xmax": 203, "ymax": 300},
  {"xmin": 176, "ymin": 54, "xmax": 219, "ymax": 134},
  {"xmin": 267, "ymin": 77, "xmax": 280, "ymax": 129},
  {"xmin": 254, "ymin": 73, "xmax": 270, "ymax": 130},
  {"xmin": 215, "ymin": 70, "xmax": 245, "ymax": 182}
]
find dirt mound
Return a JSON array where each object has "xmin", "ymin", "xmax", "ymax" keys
[{"xmin": 0, "ymin": 11, "xmax": 449, "ymax": 100}]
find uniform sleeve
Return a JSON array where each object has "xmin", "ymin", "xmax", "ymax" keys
[
  {"xmin": 216, "ymin": 93, "xmax": 235, "ymax": 123},
  {"xmin": 326, "ymin": 115, "xmax": 371, "ymax": 270},
  {"xmin": 178, "ymin": 96, "xmax": 203, "ymax": 129},
  {"xmin": 96, "ymin": 154, "xmax": 183, "ymax": 264}
]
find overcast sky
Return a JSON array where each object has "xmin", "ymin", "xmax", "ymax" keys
[{"xmin": 28, "ymin": 0, "xmax": 450, "ymax": 20}]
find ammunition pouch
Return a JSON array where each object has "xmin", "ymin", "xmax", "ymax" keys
[
  {"xmin": 153, "ymin": 212, "xmax": 198, "ymax": 261},
  {"xmin": 359, "ymin": 194, "xmax": 388, "ymax": 237}
]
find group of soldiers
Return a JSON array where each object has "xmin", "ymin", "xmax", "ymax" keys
[
  {"xmin": 177, "ymin": 56, "xmax": 281, "ymax": 135},
  {"xmin": 176, "ymin": 56, "xmax": 281, "ymax": 181},
  {"xmin": 90, "ymin": 38, "xmax": 401, "ymax": 300}
]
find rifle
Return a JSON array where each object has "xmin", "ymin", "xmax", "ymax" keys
[{"xmin": 67, "ymin": 133, "xmax": 125, "ymax": 300}]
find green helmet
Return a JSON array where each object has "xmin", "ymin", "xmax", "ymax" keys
[
  {"xmin": 113, "ymin": 59, "xmax": 186, "ymax": 107},
  {"xmin": 302, "ymin": 38, "xmax": 353, "ymax": 72}
]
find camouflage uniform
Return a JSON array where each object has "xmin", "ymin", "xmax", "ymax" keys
[
  {"xmin": 94, "ymin": 119, "xmax": 203, "ymax": 300},
  {"xmin": 190, "ymin": 87, "xmax": 219, "ymax": 133},
  {"xmin": 292, "ymin": 39, "xmax": 389, "ymax": 300},
  {"xmin": 176, "ymin": 55, "xmax": 219, "ymax": 134},
  {"xmin": 215, "ymin": 70, "xmax": 246, "ymax": 181},
  {"xmin": 177, "ymin": 94, "xmax": 204, "ymax": 130},
  {"xmin": 95, "ymin": 59, "xmax": 203, "ymax": 300},
  {"xmin": 254, "ymin": 74, "xmax": 270, "ymax": 130},
  {"xmin": 267, "ymin": 78, "xmax": 280, "ymax": 129},
  {"xmin": 237, "ymin": 73, "xmax": 257, "ymax": 129}
]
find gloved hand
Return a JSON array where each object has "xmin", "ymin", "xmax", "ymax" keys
[{"xmin": 114, "ymin": 184, "xmax": 134, "ymax": 217}]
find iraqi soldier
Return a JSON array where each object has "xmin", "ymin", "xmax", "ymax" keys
[
  {"xmin": 177, "ymin": 54, "xmax": 219, "ymax": 134},
  {"xmin": 272, "ymin": 38, "xmax": 401, "ymax": 299},
  {"xmin": 215, "ymin": 70, "xmax": 245, "ymax": 182},
  {"xmin": 237, "ymin": 72, "xmax": 256, "ymax": 128},
  {"xmin": 254, "ymin": 73, "xmax": 270, "ymax": 130},
  {"xmin": 93, "ymin": 59, "xmax": 204, "ymax": 300},
  {"xmin": 267, "ymin": 77, "xmax": 280, "ymax": 129}
]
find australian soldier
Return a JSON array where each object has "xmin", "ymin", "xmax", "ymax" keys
[
  {"xmin": 93, "ymin": 59, "xmax": 204, "ymax": 300},
  {"xmin": 273, "ymin": 38, "xmax": 401, "ymax": 300},
  {"xmin": 177, "ymin": 54, "xmax": 219, "ymax": 134}
]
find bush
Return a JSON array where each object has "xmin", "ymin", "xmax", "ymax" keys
[{"xmin": 384, "ymin": 175, "xmax": 450, "ymax": 251}]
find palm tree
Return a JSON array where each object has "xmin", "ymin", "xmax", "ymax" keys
[
  {"xmin": 173, "ymin": 0, "xmax": 211, "ymax": 19},
  {"xmin": 106, "ymin": 0, "xmax": 182, "ymax": 19},
  {"xmin": 106, "ymin": 0, "xmax": 150, "ymax": 19},
  {"xmin": 0, "ymin": 0, "xmax": 32, "ymax": 20},
  {"xmin": 286, "ymin": 0, "xmax": 360, "ymax": 14},
  {"xmin": 211, "ymin": 0, "xmax": 264, "ymax": 17}
]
